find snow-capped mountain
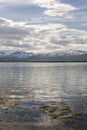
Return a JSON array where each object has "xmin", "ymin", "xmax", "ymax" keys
[{"xmin": 0, "ymin": 49, "xmax": 87, "ymax": 61}]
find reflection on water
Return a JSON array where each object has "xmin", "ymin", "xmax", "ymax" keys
[{"xmin": 0, "ymin": 62, "xmax": 87, "ymax": 130}]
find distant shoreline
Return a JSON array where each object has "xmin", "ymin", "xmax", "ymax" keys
[{"xmin": 0, "ymin": 61, "xmax": 87, "ymax": 62}]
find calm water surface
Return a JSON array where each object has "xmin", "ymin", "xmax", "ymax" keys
[{"xmin": 0, "ymin": 62, "xmax": 87, "ymax": 130}]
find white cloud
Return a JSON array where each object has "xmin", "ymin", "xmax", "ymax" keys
[
  {"xmin": 0, "ymin": 18, "xmax": 87, "ymax": 53},
  {"xmin": 0, "ymin": 0, "xmax": 77, "ymax": 18}
]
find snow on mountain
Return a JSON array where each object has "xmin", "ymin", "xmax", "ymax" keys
[
  {"xmin": 0, "ymin": 49, "xmax": 87, "ymax": 61},
  {"xmin": 50, "ymin": 49, "xmax": 87, "ymax": 56},
  {"xmin": 0, "ymin": 51, "xmax": 33, "ymax": 58},
  {"xmin": 9, "ymin": 51, "xmax": 33, "ymax": 58}
]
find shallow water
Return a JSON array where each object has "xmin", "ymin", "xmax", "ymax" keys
[{"xmin": 0, "ymin": 62, "xmax": 87, "ymax": 130}]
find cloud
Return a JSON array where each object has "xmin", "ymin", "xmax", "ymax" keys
[
  {"xmin": 0, "ymin": 17, "xmax": 87, "ymax": 53},
  {"xmin": 0, "ymin": 0, "xmax": 77, "ymax": 18},
  {"xmin": 34, "ymin": 0, "xmax": 76, "ymax": 17}
]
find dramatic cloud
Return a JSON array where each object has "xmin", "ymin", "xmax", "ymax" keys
[{"xmin": 0, "ymin": 18, "xmax": 87, "ymax": 52}]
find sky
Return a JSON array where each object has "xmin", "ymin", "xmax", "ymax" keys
[{"xmin": 0, "ymin": 0, "xmax": 87, "ymax": 53}]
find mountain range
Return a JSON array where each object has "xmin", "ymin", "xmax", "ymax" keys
[{"xmin": 0, "ymin": 50, "xmax": 87, "ymax": 62}]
